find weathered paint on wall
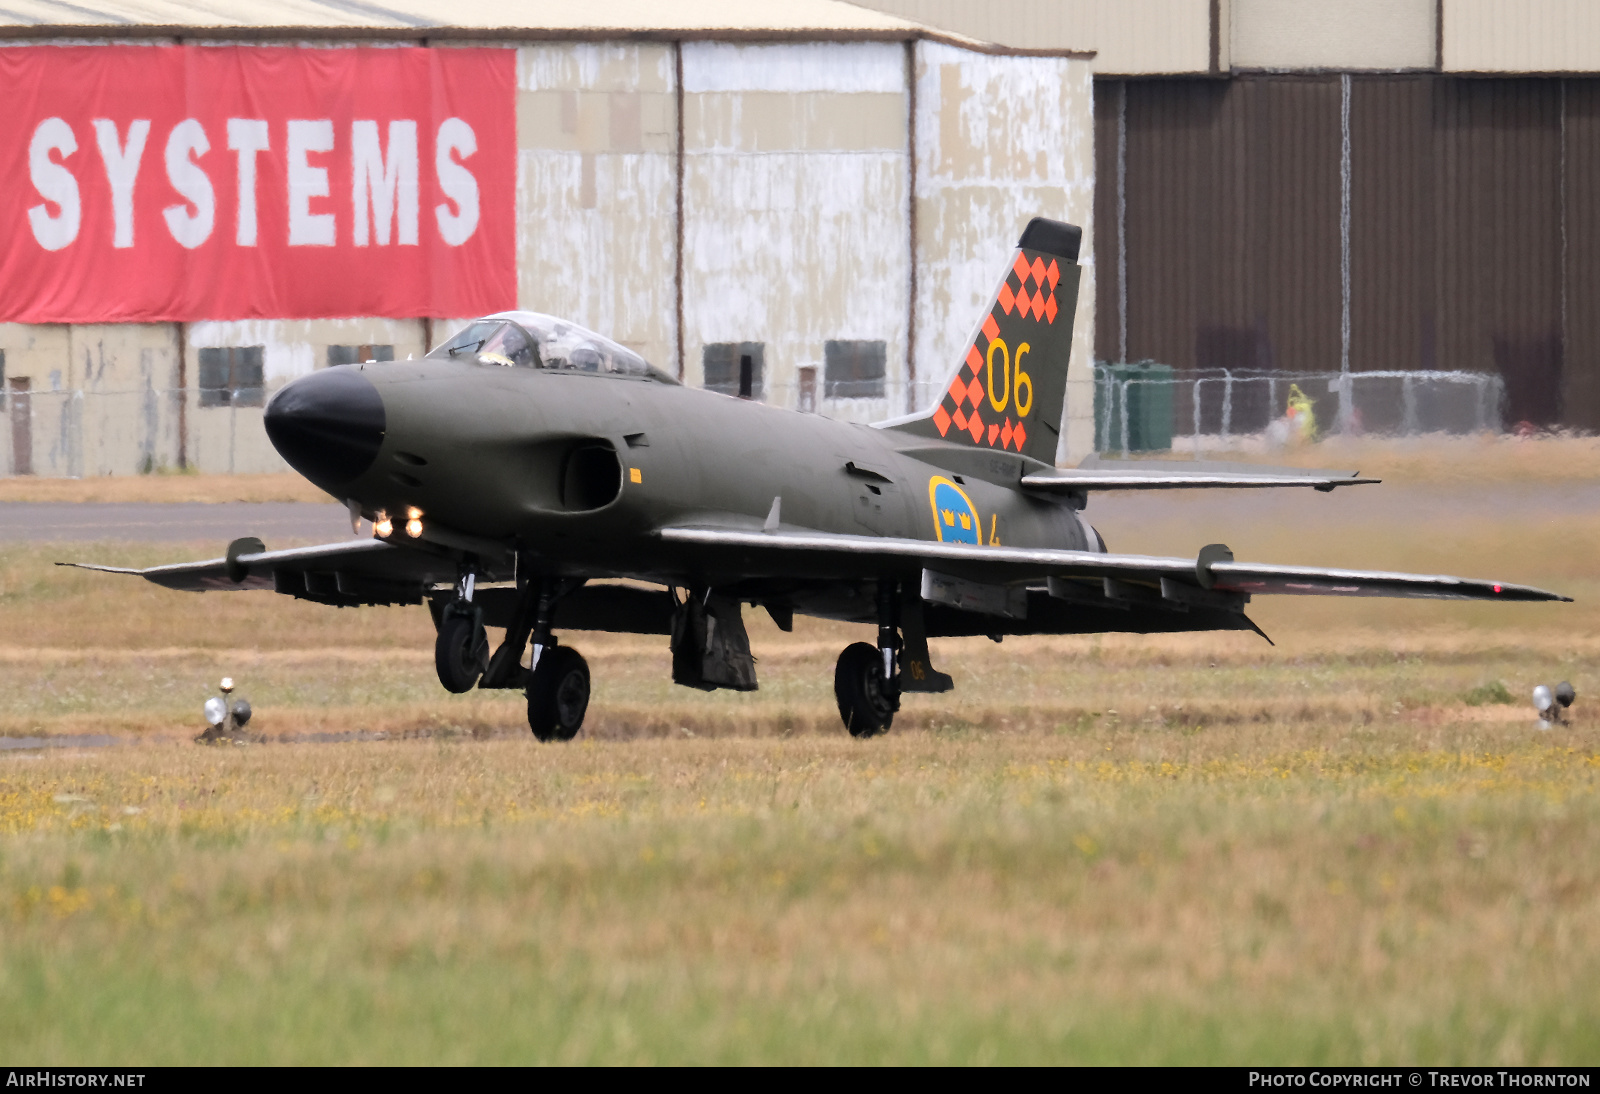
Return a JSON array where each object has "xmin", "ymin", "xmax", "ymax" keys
[
  {"xmin": 913, "ymin": 42, "xmax": 1096, "ymax": 462},
  {"xmin": 0, "ymin": 323, "xmax": 72, "ymax": 476},
  {"xmin": 515, "ymin": 44, "xmax": 680, "ymax": 373},
  {"xmin": 69, "ymin": 324, "xmax": 182, "ymax": 476},
  {"xmin": 681, "ymin": 42, "xmax": 912, "ymax": 423}
]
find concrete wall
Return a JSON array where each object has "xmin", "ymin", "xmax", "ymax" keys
[
  {"xmin": 1, "ymin": 323, "xmax": 74, "ymax": 477},
  {"xmin": 183, "ymin": 318, "xmax": 427, "ymax": 474},
  {"xmin": 515, "ymin": 43, "xmax": 679, "ymax": 373},
  {"xmin": 1231, "ymin": 0, "xmax": 1435, "ymax": 70},
  {"xmin": 858, "ymin": 0, "xmax": 1213, "ymax": 75},
  {"xmin": 1444, "ymin": 0, "xmax": 1600, "ymax": 72},
  {"xmin": 1, "ymin": 323, "xmax": 183, "ymax": 477},
  {"xmin": 682, "ymin": 41, "xmax": 912, "ymax": 421},
  {"xmin": 913, "ymin": 42, "xmax": 1097, "ymax": 462}
]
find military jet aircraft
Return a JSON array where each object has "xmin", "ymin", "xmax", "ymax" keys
[{"xmin": 71, "ymin": 217, "xmax": 1567, "ymax": 740}]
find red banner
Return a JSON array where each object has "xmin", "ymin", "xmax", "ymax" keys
[{"xmin": 0, "ymin": 45, "xmax": 515, "ymax": 322}]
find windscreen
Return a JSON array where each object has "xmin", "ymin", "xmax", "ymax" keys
[{"xmin": 426, "ymin": 314, "xmax": 677, "ymax": 384}]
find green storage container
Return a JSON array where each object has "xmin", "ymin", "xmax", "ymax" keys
[{"xmin": 1094, "ymin": 361, "xmax": 1174, "ymax": 453}]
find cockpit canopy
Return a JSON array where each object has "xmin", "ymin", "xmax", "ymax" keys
[{"xmin": 425, "ymin": 312, "xmax": 678, "ymax": 384}]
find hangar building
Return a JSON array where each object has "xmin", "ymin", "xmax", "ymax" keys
[
  {"xmin": 11, "ymin": 0, "xmax": 1597, "ymax": 480},
  {"xmin": 0, "ymin": 1, "xmax": 1094, "ymax": 477},
  {"xmin": 869, "ymin": 0, "xmax": 1600, "ymax": 433}
]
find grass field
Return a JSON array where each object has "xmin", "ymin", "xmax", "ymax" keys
[{"xmin": 1, "ymin": 441, "xmax": 1598, "ymax": 1063}]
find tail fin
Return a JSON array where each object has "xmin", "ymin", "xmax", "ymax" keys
[{"xmin": 887, "ymin": 217, "xmax": 1081, "ymax": 466}]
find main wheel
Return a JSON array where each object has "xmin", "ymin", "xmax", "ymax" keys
[
  {"xmin": 435, "ymin": 613, "xmax": 489, "ymax": 693},
  {"xmin": 834, "ymin": 641, "xmax": 897, "ymax": 738},
  {"xmin": 527, "ymin": 646, "xmax": 590, "ymax": 741}
]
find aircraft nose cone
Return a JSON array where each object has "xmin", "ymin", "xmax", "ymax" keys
[{"xmin": 264, "ymin": 366, "xmax": 386, "ymax": 489}]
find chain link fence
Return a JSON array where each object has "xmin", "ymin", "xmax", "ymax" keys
[
  {"xmin": 0, "ymin": 381, "xmax": 931, "ymax": 478},
  {"xmin": 1, "ymin": 387, "xmax": 286, "ymax": 478},
  {"xmin": 0, "ymin": 370, "xmax": 1512, "ymax": 478},
  {"xmin": 1093, "ymin": 365, "xmax": 1506, "ymax": 456}
]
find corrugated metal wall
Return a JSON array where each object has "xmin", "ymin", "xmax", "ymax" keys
[
  {"xmin": 1107, "ymin": 76, "xmax": 1342, "ymax": 374},
  {"xmin": 1564, "ymin": 81, "xmax": 1600, "ymax": 430},
  {"xmin": 1098, "ymin": 74, "xmax": 1600, "ymax": 430}
]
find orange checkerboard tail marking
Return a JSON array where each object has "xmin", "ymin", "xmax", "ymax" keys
[{"xmin": 887, "ymin": 217, "xmax": 1082, "ymax": 467}]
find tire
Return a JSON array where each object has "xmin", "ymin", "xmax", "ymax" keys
[
  {"xmin": 435, "ymin": 613, "xmax": 488, "ymax": 693},
  {"xmin": 834, "ymin": 641, "xmax": 897, "ymax": 738},
  {"xmin": 527, "ymin": 646, "xmax": 590, "ymax": 742}
]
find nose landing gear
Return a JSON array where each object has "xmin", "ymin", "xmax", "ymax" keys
[{"xmin": 434, "ymin": 567, "xmax": 488, "ymax": 693}]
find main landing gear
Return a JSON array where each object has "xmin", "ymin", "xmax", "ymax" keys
[
  {"xmin": 834, "ymin": 641, "xmax": 897, "ymax": 737},
  {"xmin": 433, "ymin": 570, "xmax": 952, "ymax": 743},
  {"xmin": 831, "ymin": 579, "xmax": 953, "ymax": 738},
  {"xmin": 432, "ymin": 567, "xmax": 592, "ymax": 742},
  {"xmin": 527, "ymin": 645, "xmax": 590, "ymax": 742}
]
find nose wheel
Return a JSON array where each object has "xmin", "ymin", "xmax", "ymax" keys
[
  {"xmin": 528, "ymin": 645, "xmax": 590, "ymax": 741},
  {"xmin": 435, "ymin": 612, "xmax": 489, "ymax": 693},
  {"xmin": 434, "ymin": 566, "xmax": 488, "ymax": 693}
]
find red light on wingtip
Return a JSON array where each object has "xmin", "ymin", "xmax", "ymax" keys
[{"xmin": 1494, "ymin": 584, "xmax": 1503, "ymax": 594}]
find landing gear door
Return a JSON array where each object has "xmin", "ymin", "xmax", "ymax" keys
[{"xmin": 671, "ymin": 594, "xmax": 759, "ymax": 692}]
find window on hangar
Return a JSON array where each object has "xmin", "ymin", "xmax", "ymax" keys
[
  {"xmin": 198, "ymin": 346, "xmax": 265, "ymax": 408},
  {"xmin": 824, "ymin": 340, "xmax": 886, "ymax": 399},
  {"xmin": 327, "ymin": 344, "xmax": 395, "ymax": 367},
  {"xmin": 703, "ymin": 342, "xmax": 765, "ymax": 400}
]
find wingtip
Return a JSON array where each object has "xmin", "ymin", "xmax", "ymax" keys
[{"xmin": 55, "ymin": 561, "xmax": 143, "ymax": 575}]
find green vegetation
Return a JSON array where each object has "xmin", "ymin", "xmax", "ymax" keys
[
  {"xmin": 2, "ymin": 732, "xmax": 1597, "ymax": 1064},
  {"xmin": 1462, "ymin": 680, "xmax": 1517, "ymax": 707}
]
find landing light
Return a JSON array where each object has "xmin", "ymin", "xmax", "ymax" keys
[
  {"xmin": 405, "ymin": 507, "xmax": 424, "ymax": 538},
  {"xmin": 374, "ymin": 510, "xmax": 393, "ymax": 538}
]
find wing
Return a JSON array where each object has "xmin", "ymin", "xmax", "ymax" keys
[
  {"xmin": 61, "ymin": 538, "xmax": 462, "ymax": 605},
  {"xmin": 1022, "ymin": 456, "xmax": 1376, "ymax": 493},
  {"xmin": 656, "ymin": 527, "xmax": 1568, "ymax": 603}
]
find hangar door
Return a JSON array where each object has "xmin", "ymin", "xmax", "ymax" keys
[{"xmin": 1095, "ymin": 75, "xmax": 1600, "ymax": 431}]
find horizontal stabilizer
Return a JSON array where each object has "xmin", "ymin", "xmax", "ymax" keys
[{"xmin": 1024, "ymin": 456, "xmax": 1376, "ymax": 492}]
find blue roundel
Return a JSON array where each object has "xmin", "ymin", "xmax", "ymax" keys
[{"xmin": 929, "ymin": 477, "xmax": 981, "ymax": 544}]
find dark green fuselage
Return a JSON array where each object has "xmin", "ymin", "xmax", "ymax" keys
[{"xmin": 334, "ymin": 357, "xmax": 1090, "ymax": 613}]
